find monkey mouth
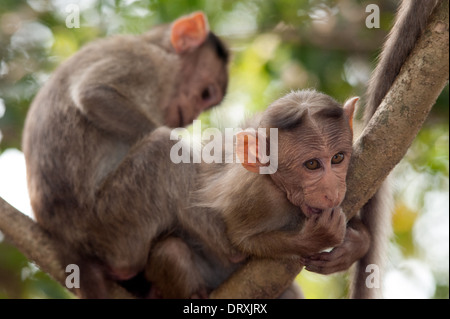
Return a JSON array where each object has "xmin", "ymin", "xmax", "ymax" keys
[{"xmin": 304, "ymin": 205, "xmax": 324, "ymax": 217}]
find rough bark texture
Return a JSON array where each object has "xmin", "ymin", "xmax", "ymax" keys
[
  {"xmin": 0, "ymin": 0, "xmax": 448, "ymax": 299},
  {"xmin": 210, "ymin": 257, "xmax": 302, "ymax": 299},
  {"xmin": 0, "ymin": 196, "xmax": 65, "ymax": 284},
  {"xmin": 342, "ymin": 0, "xmax": 449, "ymax": 220}
]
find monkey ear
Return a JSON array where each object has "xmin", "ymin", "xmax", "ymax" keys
[
  {"xmin": 235, "ymin": 130, "xmax": 264, "ymax": 173},
  {"xmin": 171, "ymin": 11, "xmax": 210, "ymax": 53},
  {"xmin": 343, "ymin": 97, "xmax": 359, "ymax": 131}
]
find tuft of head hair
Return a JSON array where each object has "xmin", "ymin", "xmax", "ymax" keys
[
  {"xmin": 261, "ymin": 90, "xmax": 344, "ymax": 130},
  {"xmin": 205, "ymin": 32, "xmax": 230, "ymax": 64}
]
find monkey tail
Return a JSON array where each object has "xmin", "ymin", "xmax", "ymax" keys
[
  {"xmin": 352, "ymin": 0, "xmax": 438, "ymax": 299},
  {"xmin": 350, "ymin": 182, "xmax": 392, "ymax": 299},
  {"xmin": 364, "ymin": 0, "xmax": 438, "ymax": 121}
]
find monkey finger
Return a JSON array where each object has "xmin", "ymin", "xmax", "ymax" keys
[
  {"xmin": 322, "ymin": 208, "xmax": 333, "ymax": 220},
  {"xmin": 191, "ymin": 287, "xmax": 209, "ymax": 299},
  {"xmin": 310, "ymin": 213, "xmax": 321, "ymax": 223},
  {"xmin": 229, "ymin": 251, "xmax": 248, "ymax": 263},
  {"xmin": 306, "ymin": 253, "xmax": 332, "ymax": 262},
  {"xmin": 329, "ymin": 208, "xmax": 342, "ymax": 223},
  {"xmin": 306, "ymin": 247, "xmax": 346, "ymax": 262},
  {"xmin": 305, "ymin": 260, "xmax": 347, "ymax": 275},
  {"xmin": 304, "ymin": 256, "xmax": 348, "ymax": 274},
  {"xmin": 304, "ymin": 258, "xmax": 344, "ymax": 272},
  {"xmin": 330, "ymin": 208, "xmax": 337, "ymax": 221},
  {"xmin": 306, "ymin": 246, "xmax": 357, "ymax": 274}
]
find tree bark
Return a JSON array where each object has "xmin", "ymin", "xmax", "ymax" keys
[
  {"xmin": 0, "ymin": 0, "xmax": 448, "ymax": 299},
  {"xmin": 0, "ymin": 196, "xmax": 65, "ymax": 284},
  {"xmin": 0, "ymin": 196, "xmax": 133, "ymax": 298},
  {"xmin": 342, "ymin": 0, "xmax": 449, "ymax": 220}
]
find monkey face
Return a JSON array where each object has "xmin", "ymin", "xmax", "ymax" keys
[
  {"xmin": 165, "ymin": 34, "xmax": 229, "ymax": 128},
  {"xmin": 270, "ymin": 119, "xmax": 352, "ymax": 218}
]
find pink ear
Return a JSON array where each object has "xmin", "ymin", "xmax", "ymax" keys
[
  {"xmin": 170, "ymin": 11, "xmax": 209, "ymax": 53},
  {"xmin": 236, "ymin": 130, "xmax": 261, "ymax": 173},
  {"xmin": 343, "ymin": 97, "xmax": 359, "ymax": 131}
]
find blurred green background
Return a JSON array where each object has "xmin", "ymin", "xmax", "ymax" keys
[{"xmin": 0, "ymin": 0, "xmax": 448, "ymax": 299}]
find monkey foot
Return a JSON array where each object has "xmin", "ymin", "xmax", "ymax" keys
[
  {"xmin": 191, "ymin": 287, "xmax": 209, "ymax": 299},
  {"xmin": 110, "ymin": 268, "xmax": 138, "ymax": 281},
  {"xmin": 148, "ymin": 285, "xmax": 163, "ymax": 299}
]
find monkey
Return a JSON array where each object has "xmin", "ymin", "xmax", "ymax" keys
[
  {"xmin": 22, "ymin": 11, "xmax": 229, "ymax": 298},
  {"xmin": 300, "ymin": 0, "xmax": 440, "ymax": 299},
  {"xmin": 143, "ymin": 90, "xmax": 362, "ymax": 298}
]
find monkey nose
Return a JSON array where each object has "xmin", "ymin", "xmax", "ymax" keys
[{"xmin": 324, "ymin": 192, "xmax": 340, "ymax": 208}]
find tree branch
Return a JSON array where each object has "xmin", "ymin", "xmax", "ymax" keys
[
  {"xmin": 342, "ymin": 0, "xmax": 449, "ymax": 219},
  {"xmin": 0, "ymin": 0, "xmax": 448, "ymax": 299},
  {"xmin": 0, "ymin": 196, "xmax": 65, "ymax": 284},
  {"xmin": 0, "ymin": 196, "xmax": 132, "ymax": 298},
  {"xmin": 211, "ymin": 0, "xmax": 449, "ymax": 298}
]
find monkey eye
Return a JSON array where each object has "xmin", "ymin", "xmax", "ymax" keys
[
  {"xmin": 201, "ymin": 87, "xmax": 211, "ymax": 101},
  {"xmin": 304, "ymin": 159, "xmax": 321, "ymax": 170},
  {"xmin": 331, "ymin": 153, "xmax": 344, "ymax": 164},
  {"xmin": 201, "ymin": 84, "xmax": 217, "ymax": 105}
]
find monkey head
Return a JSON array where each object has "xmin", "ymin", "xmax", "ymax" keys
[
  {"xmin": 237, "ymin": 90, "xmax": 358, "ymax": 218},
  {"xmin": 145, "ymin": 12, "xmax": 229, "ymax": 128}
]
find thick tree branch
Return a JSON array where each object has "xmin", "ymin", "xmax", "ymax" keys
[
  {"xmin": 211, "ymin": 0, "xmax": 449, "ymax": 298},
  {"xmin": 0, "ymin": 197, "xmax": 132, "ymax": 298},
  {"xmin": 342, "ymin": 0, "xmax": 449, "ymax": 219},
  {"xmin": 0, "ymin": 196, "xmax": 65, "ymax": 284},
  {"xmin": 0, "ymin": 0, "xmax": 448, "ymax": 299}
]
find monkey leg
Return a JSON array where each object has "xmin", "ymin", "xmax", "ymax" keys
[
  {"xmin": 145, "ymin": 236, "xmax": 207, "ymax": 299},
  {"xmin": 93, "ymin": 127, "xmax": 198, "ymax": 282}
]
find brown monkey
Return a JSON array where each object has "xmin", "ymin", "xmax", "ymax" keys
[
  {"xmin": 144, "ymin": 90, "xmax": 361, "ymax": 298},
  {"xmin": 303, "ymin": 0, "xmax": 440, "ymax": 298},
  {"xmin": 22, "ymin": 12, "xmax": 229, "ymax": 298}
]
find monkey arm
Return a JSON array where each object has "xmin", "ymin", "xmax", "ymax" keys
[
  {"xmin": 300, "ymin": 217, "xmax": 370, "ymax": 274},
  {"xmin": 73, "ymin": 83, "xmax": 158, "ymax": 141},
  {"xmin": 68, "ymin": 49, "xmax": 168, "ymax": 142},
  {"xmin": 231, "ymin": 208, "xmax": 346, "ymax": 259}
]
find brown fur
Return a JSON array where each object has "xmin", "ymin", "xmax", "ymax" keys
[{"xmin": 145, "ymin": 90, "xmax": 362, "ymax": 298}]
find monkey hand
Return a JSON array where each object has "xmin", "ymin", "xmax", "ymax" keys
[
  {"xmin": 228, "ymin": 250, "xmax": 248, "ymax": 264},
  {"xmin": 297, "ymin": 208, "xmax": 346, "ymax": 256},
  {"xmin": 300, "ymin": 217, "xmax": 370, "ymax": 274},
  {"xmin": 216, "ymin": 240, "xmax": 248, "ymax": 264}
]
